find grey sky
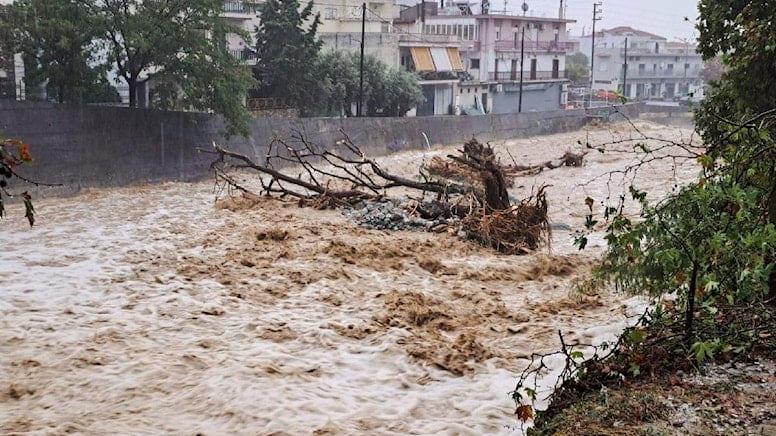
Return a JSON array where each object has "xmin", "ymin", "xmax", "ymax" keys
[{"xmin": 505, "ymin": 0, "xmax": 699, "ymax": 41}]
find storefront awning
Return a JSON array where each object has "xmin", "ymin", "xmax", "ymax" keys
[
  {"xmin": 410, "ymin": 47, "xmax": 435, "ymax": 72},
  {"xmin": 447, "ymin": 48, "xmax": 464, "ymax": 71},
  {"xmin": 430, "ymin": 47, "xmax": 453, "ymax": 71},
  {"xmin": 411, "ymin": 46, "xmax": 464, "ymax": 72}
]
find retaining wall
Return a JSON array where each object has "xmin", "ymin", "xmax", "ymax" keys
[{"xmin": 0, "ymin": 100, "xmax": 643, "ymax": 197}]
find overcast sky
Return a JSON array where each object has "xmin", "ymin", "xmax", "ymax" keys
[{"xmin": 504, "ymin": 0, "xmax": 699, "ymax": 41}]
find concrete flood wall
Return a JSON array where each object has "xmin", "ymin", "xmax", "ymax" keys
[{"xmin": 0, "ymin": 100, "xmax": 643, "ymax": 197}]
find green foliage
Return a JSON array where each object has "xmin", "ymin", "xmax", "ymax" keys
[
  {"xmin": 10, "ymin": 0, "xmax": 113, "ymax": 104},
  {"xmin": 266, "ymin": 46, "xmax": 423, "ymax": 117},
  {"xmin": 92, "ymin": 0, "xmax": 256, "ymax": 136},
  {"xmin": 252, "ymin": 0, "xmax": 423, "ymax": 118},
  {"xmin": 253, "ymin": 0, "xmax": 322, "ymax": 112},
  {"xmin": 695, "ymin": 0, "xmax": 776, "ymax": 143},
  {"xmin": 576, "ymin": 0, "xmax": 776, "ymax": 355},
  {"xmin": 565, "ymin": 52, "xmax": 589, "ymax": 85},
  {"xmin": 353, "ymin": 52, "xmax": 423, "ymax": 117}
]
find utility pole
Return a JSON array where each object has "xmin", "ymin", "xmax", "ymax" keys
[
  {"xmin": 588, "ymin": 1, "xmax": 602, "ymax": 108},
  {"xmin": 622, "ymin": 36, "xmax": 628, "ymax": 99},
  {"xmin": 518, "ymin": 26, "xmax": 526, "ymax": 112},
  {"xmin": 358, "ymin": 2, "xmax": 366, "ymax": 117}
]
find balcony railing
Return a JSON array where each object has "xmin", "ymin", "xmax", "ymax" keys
[
  {"xmin": 223, "ymin": 1, "xmax": 256, "ymax": 14},
  {"xmin": 494, "ymin": 40, "xmax": 572, "ymax": 52},
  {"xmin": 229, "ymin": 49, "xmax": 258, "ymax": 61},
  {"xmin": 489, "ymin": 70, "xmax": 567, "ymax": 81},
  {"xmin": 628, "ymin": 69, "xmax": 692, "ymax": 78}
]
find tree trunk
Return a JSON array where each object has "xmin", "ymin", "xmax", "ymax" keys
[
  {"xmin": 685, "ymin": 263, "xmax": 699, "ymax": 346},
  {"xmin": 128, "ymin": 76, "xmax": 137, "ymax": 108},
  {"xmin": 768, "ymin": 181, "xmax": 776, "ymax": 303}
]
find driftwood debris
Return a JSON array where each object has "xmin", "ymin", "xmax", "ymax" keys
[
  {"xmin": 506, "ymin": 150, "xmax": 588, "ymax": 176},
  {"xmin": 205, "ymin": 134, "xmax": 550, "ymax": 255}
]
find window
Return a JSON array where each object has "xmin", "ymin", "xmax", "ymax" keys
[
  {"xmin": 324, "ymin": 7, "xmax": 338, "ymax": 19},
  {"xmin": 470, "ymin": 58, "xmax": 480, "ymax": 69},
  {"xmin": 667, "ymin": 64, "xmax": 674, "ymax": 72},
  {"xmin": 457, "ymin": 24, "xmax": 463, "ymax": 37},
  {"xmin": 684, "ymin": 63, "xmax": 690, "ymax": 70},
  {"xmin": 463, "ymin": 25, "xmax": 469, "ymax": 39},
  {"xmin": 469, "ymin": 25, "xmax": 475, "ymax": 40}
]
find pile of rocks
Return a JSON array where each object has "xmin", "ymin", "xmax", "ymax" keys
[{"xmin": 343, "ymin": 198, "xmax": 450, "ymax": 232}]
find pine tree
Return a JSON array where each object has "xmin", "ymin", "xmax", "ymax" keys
[{"xmin": 253, "ymin": 0, "xmax": 322, "ymax": 110}]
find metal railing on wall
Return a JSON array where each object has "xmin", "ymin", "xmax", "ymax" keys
[{"xmin": 489, "ymin": 70, "xmax": 567, "ymax": 81}]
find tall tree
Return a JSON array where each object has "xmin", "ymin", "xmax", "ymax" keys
[
  {"xmin": 587, "ymin": 0, "xmax": 776, "ymax": 355},
  {"xmin": 253, "ymin": 0, "xmax": 321, "ymax": 111},
  {"xmin": 11, "ymin": 0, "xmax": 111, "ymax": 104},
  {"xmin": 87, "ymin": 0, "xmax": 255, "ymax": 135},
  {"xmin": 0, "ymin": 4, "xmax": 14, "ymax": 98},
  {"xmin": 695, "ymin": 0, "xmax": 776, "ymax": 298}
]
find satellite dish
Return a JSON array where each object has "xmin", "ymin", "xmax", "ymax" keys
[{"xmin": 521, "ymin": 2, "xmax": 529, "ymax": 15}]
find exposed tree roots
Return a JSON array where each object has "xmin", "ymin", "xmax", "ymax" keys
[{"xmin": 204, "ymin": 133, "xmax": 554, "ymax": 254}]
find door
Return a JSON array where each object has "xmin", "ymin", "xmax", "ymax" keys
[
  {"xmin": 510, "ymin": 59, "xmax": 517, "ymax": 80},
  {"xmin": 530, "ymin": 59, "xmax": 537, "ymax": 80},
  {"xmin": 552, "ymin": 59, "xmax": 559, "ymax": 79},
  {"xmin": 417, "ymin": 85, "xmax": 435, "ymax": 116},
  {"xmin": 482, "ymin": 93, "xmax": 488, "ymax": 113}
]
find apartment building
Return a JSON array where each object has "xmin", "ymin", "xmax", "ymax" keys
[
  {"xmin": 315, "ymin": 0, "xmax": 400, "ymax": 68},
  {"xmin": 396, "ymin": 1, "xmax": 574, "ymax": 114},
  {"xmin": 222, "ymin": 1, "xmax": 262, "ymax": 64},
  {"xmin": 221, "ymin": 0, "xmax": 399, "ymax": 67},
  {"xmin": 579, "ymin": 26, "xmax": 704, "ymax": 100}
]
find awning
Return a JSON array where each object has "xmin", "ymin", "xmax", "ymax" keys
[
  {"xmin": 410, "ymin": 47, "xmax": 435, "ymax": 72},
  {"xmin": 447, "ymin": 48, "xmax": 464, "ymax": 71},
  {"xmin": 430, "ymin": 47, "xmax": 453, "ymax": 71},
  {"xmin": 411, "ymin": 46, "xmax": 464, "ymax": 72}
]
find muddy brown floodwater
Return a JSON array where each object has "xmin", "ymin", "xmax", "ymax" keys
[{"xmin": 1, "ymin": 121, "xmax": 698, "ymax": 434}]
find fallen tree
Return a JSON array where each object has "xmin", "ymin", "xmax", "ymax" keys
[{"xmin": 203, "ymin": 133, "xmax": 551, "ymax": 254}]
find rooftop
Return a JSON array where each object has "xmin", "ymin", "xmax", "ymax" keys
[{"xmin": 583, "ymin": 26, "xmax": 667, "ymax": 40}]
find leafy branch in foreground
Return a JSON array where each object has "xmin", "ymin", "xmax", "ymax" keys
[
  {"xmin": 0, "ymin": 134, "xmax": 62, "ymax": 226},
  {"xmin": 509, "ymin": 110, "xmax": 775, "ymax": 431},
  {"xmin": 1, "ymin": 136, "xmax": 35, "ymax": 226}
]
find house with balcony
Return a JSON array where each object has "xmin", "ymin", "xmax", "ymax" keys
[
  {"xmin": 396, "ymin": 1, "xmax": 574, "ymax": 114},
  {"xmin": 579, "ymin": 27, "xmax": 705, "ymax": 100},
  {"xmin": 222, "ymin": 1, "xmax": 261, "ymax": 65}
]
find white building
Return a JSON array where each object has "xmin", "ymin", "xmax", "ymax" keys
[
  {"xmin": 395, "ymin": 0, "xmax": 574, "ymax": 114},
  {"xmin": 221, "ymin": 0, "xmax": 399, "ymax": 67},
  {"xmin": 579, "ymin": 26, "xmax": 704, "ymax": 100},
  {"xmin": 222, "ymin": 1, "xmax": 262, "ymax": 65}
]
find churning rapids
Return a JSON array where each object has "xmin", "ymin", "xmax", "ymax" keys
[{"xmin": 1, "ymin": 121, "xmax": 697, "ymax": 434}]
